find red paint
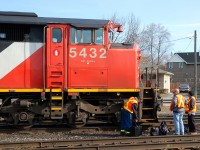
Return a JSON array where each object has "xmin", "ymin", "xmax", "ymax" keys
[{"xmin": 0, "ymin": 47, "xmax": 43, "ymax": 88}]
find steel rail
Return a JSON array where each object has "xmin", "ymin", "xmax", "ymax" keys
[{"xmin": 1, "ymin": 135, "xmax": 200, "ymax": 150}]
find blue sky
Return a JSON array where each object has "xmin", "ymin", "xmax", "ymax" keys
[{"xmin": 1, "ymin": 0, "xmax": 200, "ymax": 53}]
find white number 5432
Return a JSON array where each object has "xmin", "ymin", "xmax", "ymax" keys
[{"xmin": 69, "ymin": 47, "xmax": 106, "ymax": 58}]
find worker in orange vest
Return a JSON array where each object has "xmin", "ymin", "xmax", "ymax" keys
[
  {"xmin": 120, "ymin": 97, "xmax": 138, "ymax": 136},
  {"xmin": 170, "ymin": 88, "xmax": 185, "ymax": 135},
  {"xmin": 185, "ymin": 91, "xmax": 197, "ymax": 135}
]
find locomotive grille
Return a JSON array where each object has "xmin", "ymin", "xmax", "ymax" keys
[{"xmin": 0, "ymin": 24, "xmax": 30, "ymax": 42}]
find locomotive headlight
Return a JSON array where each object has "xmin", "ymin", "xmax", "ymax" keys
[{"xmin": 117, "ymin": 93, "xmax": 120, "ymax": 96}]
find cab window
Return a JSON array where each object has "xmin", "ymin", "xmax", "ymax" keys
[
  {"xmin": 70, "ymin": 27, "xmax": 104, "ymax": 44},
  {"xmin": 70, "ymin": 28, "xmax": 75, "ymax": 43},
  {"xmin": 76, "ymin": 29, "xmax": 82, "ymax": 43},
  {"xmin": 52, "ymin": 28, "xmax": 62, "ymax": 43},
  {"xmin": 95, "ymin": 29, "xmax": 104, "ymax": 44}
]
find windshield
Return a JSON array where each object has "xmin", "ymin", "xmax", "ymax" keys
[{"xmin": 179, "ymin": 84, "xmax": 189, "ymax": 88}]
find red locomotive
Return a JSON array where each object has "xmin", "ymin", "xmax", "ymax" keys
[{"xmin": 0, "ymin": 11, "xmax": 142, "ymax": 128}]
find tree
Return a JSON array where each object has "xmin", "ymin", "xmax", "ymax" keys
[
  {"xmin": 139, "ymin": 23, "xmax": 172, "ymax": 86},
  {"xmin": 123, "ymin": 13, "xmax": 141, "ymax": 43},
  {"xmin": 108, "ymin": 13, "xmax": 141, "ymax": 43},
  {"xmin": 108, "ymin": 13, "xmax": 126, "ymax": 42}
]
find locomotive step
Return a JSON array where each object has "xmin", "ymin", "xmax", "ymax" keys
[
  {"xmin": 51, "ymin": 107, "xmax": 62, "ymax": 111},
  {"xmin": 51, "ymin": 96, "xmax": 62, "ymax": 100}
]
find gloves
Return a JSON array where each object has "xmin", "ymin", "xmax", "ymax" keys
[{"xmin": 188, "ymin": 112, "xmax": 192, "ymax": 116}]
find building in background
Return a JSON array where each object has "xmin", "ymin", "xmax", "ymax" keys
[
  {"xmin": 140, "ymin": 69, "xmax": 173, "ymax": 93},
  {"xmin": 166, "ymin": 52, "xmax": 200, "ymax": 92}
]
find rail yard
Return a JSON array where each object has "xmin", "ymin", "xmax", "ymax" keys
[
  {"xmin": 0, "ymin": 11, "xmax": 199, "ymax": 150},
  {"xmin": 0, "ymin": 105, "xmax": 200, "ymax": 150}
]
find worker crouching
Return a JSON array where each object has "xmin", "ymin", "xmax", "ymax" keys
[{"xmin": 120, "ymin": 97, "xmax": 138, "ymax": 136}]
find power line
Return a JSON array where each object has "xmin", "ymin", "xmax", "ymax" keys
[
  {"xmin": 183, "ymin": 38, "xmax": 193, "ymax": 51},
  {"xmin": 165, "ymin": 36, "xmax": 194, "ymax": 43}
]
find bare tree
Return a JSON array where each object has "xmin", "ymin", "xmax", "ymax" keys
[
  {"xmin": 108, "ymin": 13, "xmax": 126, "ymax": 42},
  {"xmin": 108, "ymin": 13, "xmax": 141, "ymax": 43},
  {"xmin": 123, "ymin": 13, "xmax": 141, "ymax": 43},
  {"xmin": 140, "ymin": 23, "xmax": 172, "ymax": 86}
]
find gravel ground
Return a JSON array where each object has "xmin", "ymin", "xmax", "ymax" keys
[{"xmin": 0, "ymin": 128, "xmax": 121, "ymax": 143}]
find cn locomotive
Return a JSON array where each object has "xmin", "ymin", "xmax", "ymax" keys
[{"xmin": 0, "ymin": 11, "xmax": 154, "ymax": 128}]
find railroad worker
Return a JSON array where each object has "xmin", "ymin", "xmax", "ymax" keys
[
  {"xmin": 120, "ymin": 97, "xmax": 138, "ymax": 136},
  {"xmin": 170, "ymin": 88, "xmax": 185, "ymax": 135},
  {"xmin": 185, "ymin": 91, "xmax": 197, "ymax": 135}
]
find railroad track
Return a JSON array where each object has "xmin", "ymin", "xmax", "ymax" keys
[
  {"xmin": 0, "ymin": 114, "xmax": 199, "ymax": 132},
  {"xmin": 1, "ymin": 134, "xmax": 200, "ymax": 150},
  {"xmin": 0, "ymin": 115, "xmax": 200, "ymax": 150},
  {"xmin": 158, "ymin": 114, "xmax": 200, "ymax": 124}
]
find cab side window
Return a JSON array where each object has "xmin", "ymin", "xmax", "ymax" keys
[
  {"xmin": 95, "ymin": 29, "xmax": 104, "ymax": 44},
  {"xmin": 70, "ymin": 28, "xmax": 75, "ymax": 43}
]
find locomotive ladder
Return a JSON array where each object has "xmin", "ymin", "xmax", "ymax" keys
[
  {"xmin": 50, "ymin": 89, "xmax": 63, "ymax": 119},
  {"xmin": 141, "ymin": 88, "xmax": 158, "ymax": 122}
]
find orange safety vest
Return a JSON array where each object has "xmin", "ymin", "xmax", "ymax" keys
[
  {"xmin": 170, "ymin": 94, "xmax": 184, "ymax": 111},
  {"xmin": 123, "ymin": 97, "xmax": 138, "ymax": 113},
  {"xmin": 185, "ymin": 96, "xmax": 196, "ymax": 113}
]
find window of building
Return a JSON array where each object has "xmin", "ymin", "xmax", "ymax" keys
[
  {"xmin": 70, "ymin": 27, "xmax": 104, "ymax": 44},
  {"xmin": 168, "ymin": 62, "xmax": 173, "ymax": 69},
  {"xmin": 179, "ymin": 62, "xmax": 183, "ymax": 68},
  {"xmin": 52, "ymin": 28, "xmax": 62, "ymax": 43}
]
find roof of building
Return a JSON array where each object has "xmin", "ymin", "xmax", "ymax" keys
[
  {"xmin": 176, "ymin": 52, "xmax": 200, "ymax": 64},
  {"xmin": 142, "ymin": 68, "xmax": 174, "ymax": 76},
  {"xmin": 0, "ymin": 11, "xmax": 109, "ymax": 28}
]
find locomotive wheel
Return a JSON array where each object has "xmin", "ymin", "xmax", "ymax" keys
[
  {"xmin": 14, "ymin": 124, "xmax": 33, "ymax": 130},
  {"xmin": 67, "ymin": 110, "xmax": 88, "ymax": 128},
  {"xmin": 67, "ymin": 120, "xmax": 87, "ymax": 128},
  {"xmin": 11, "ymin": 111, "xmax": 35, "ymax": 129}
]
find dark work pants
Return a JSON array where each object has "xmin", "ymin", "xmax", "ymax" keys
[
  {"xmin": 188, "ymin": 114, "xmax": 196, "ymax": 132},
  {"xmin": 120, "ymin": 109, "xmax": 132, "ymax": 132}
]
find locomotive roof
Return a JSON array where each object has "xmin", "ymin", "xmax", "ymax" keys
[{"xmin": 0, "ymin": 11, "xmax": 109, "ymax": 28}]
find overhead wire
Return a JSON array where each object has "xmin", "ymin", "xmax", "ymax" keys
[
  {"xmin": 164, "ymin": 36, "xmax": 194, "ymax": 44},
  {"xmin": 183, "ymin": 38, "xmax": 193, "ymax": 51}
]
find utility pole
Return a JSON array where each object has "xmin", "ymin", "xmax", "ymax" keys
[{"xmin": 194, "ymin": 30, "xmax": 197, "ymax": 98}]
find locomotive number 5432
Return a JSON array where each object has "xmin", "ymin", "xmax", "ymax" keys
[{"xmin": 69, "ymin": 47, "xmax": 107, "ymax": 59}]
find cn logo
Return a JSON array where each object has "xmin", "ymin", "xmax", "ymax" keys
[{"xmin": 54, "ymin": 50, "xmax": 59, "ymax": 56}]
